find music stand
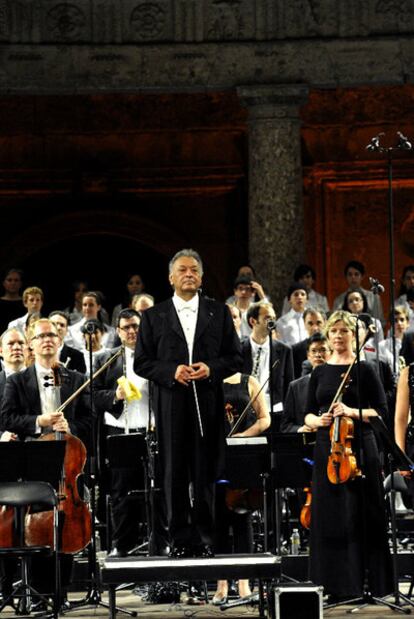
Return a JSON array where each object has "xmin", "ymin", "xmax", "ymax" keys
[
  {"xmin": 271, "ymin": 433, "xmax": 314, "ymax": 557},
  {"xmin": 106, "ymin": 433, "xmax": 148, "ymax": 552},
  {"xmin": 0, "ymin": 440, "xmax": 66, "ymax": 486}
]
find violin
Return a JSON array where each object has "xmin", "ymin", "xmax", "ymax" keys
[
  {"xmin": 326, "ymin": 366, "xmax": 361, "ymax": 485},
  {"xmin": 300, "ymin": 486, "xmax": 312, "ymax": 530},
  {"xmin": 224, "ymin": 401, "xmax": 263, "ymax": 514},
  {"xmin": 25, "ymin": 364, "xmax": 92, "ymax": 554}
]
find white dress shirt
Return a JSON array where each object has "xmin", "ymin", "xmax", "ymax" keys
[
  {"xmin": 172, "ymin": 292, "xmax": 199, "ymax": 363},
  {"xmin": 105, "ymin": 347, "xmax": 149, "ymax": 431},
  {"xmin": 34, "ymin": 363, "xmax": 61, "ymax": 434},
  {"xmin": 276, "ymin": 308, "xmax": 306, "ymax": 346}
]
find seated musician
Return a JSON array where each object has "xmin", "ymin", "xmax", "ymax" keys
[
  {"xmin": 281, "ymin": 333, "xmax": 330, "ymax": 433},
  {"xmin": 0, "ymin": 327, "xmax": 25, "ymax": 604},
  {"xmin": 212, "ymin": 371, "xmax": 270, "ymax": 606},
  {"xmin": 0, "ymin": 318, "xmax": 92, "ymax": 608}
]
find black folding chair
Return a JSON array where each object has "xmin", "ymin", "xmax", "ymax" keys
[{"xmin": 0, "ymin": 481, "xmax": 60, "ymax": 618}]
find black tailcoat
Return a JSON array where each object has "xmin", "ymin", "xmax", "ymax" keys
[{"xmin": 134, "ymin": 296, "xmax": 242, "ymax": 546}]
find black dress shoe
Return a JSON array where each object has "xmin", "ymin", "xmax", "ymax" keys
[
  {"xmin": 168, "ymin": 544, "xmax": 192, "ymax": 558},
  {"xmin": 108, "ymin": 547, "xmax": 127, "ymax": 558},
  {"xmin": 193, "ymin": 544, "xmax": 214, "ymax": 558},
  {"xmin": 29, "ymin": 599, "xmax": 49, "ymax": 613}
]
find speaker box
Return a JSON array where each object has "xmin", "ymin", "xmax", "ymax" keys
[{"xmin": 274, "ymin": 583, "xmax": 323, "ymax": 619}]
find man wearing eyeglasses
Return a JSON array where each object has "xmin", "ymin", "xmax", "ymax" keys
[
  {"xmin": 93, "ymin": 309, "xmax": 168, "ymax": 558},
  {"xmin": 281, "ymin": 333, "xmax": 330, "ymax": 433},
  {"xmin": 0, "ymin": 318, "xmax": 92, "ymax": 607},
  {"xmin": 0, "ymin": 318, "xmax": 91, "ymax": 445}
]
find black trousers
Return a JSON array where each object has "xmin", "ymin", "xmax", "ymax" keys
[{"xmin": 156, "ymin": 389, "xmax": 217, "ymax": 548}]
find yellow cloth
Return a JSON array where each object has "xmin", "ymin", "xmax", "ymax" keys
[{"xmin": 117, "ymin": 376, "xmax": 142, "ymax": 402}]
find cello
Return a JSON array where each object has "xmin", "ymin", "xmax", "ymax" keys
[
  {"xmin": 25, "ymin": 349, "xmax": 122, "ymax": 552},
  {"xmin": 25, "ymin": 364, "xmax": 92, "ymax": 554}
]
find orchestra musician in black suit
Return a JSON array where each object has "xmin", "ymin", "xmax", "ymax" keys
[
  {"xmin": 93, "ymin": 308, "xmax": 169, "ymax": 557},
  {"xmin": 0, "ymin": 318, "xmax": 92, "ymax": 608},
  {"xmin": 281, "ymin": 333, "xmax": 330, "ymax": 433},
  {"xmin": 240, "ymin": 302, "xmax": 294, "ymax": 415}
]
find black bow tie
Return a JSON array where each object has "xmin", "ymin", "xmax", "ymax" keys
[{"xmin": 43, "ymin": 375, "xmax": 54, "ymax": 388}]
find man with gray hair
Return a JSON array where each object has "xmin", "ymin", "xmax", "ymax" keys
[
  {"xmin": 0, "ymin": 327, "xmax": 27, "ymax": 412},
  {"xmin": 135, "ymin": 248, "xmax": 242, "ymax": 558}
]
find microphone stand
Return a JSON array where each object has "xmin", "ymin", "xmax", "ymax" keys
[
  {"xmin": 67, "ymin": 324, "xmax": 137, "ymax": 617},
  {"xmin": 369, "ymin": 278, "xmax": 385, "ymax": 373},
  {"xmin": 265, "ymin": 320, "xmax": 281, "ymax": 557},
  {"xmin": 366, "ymin": 132, "xmax": 413, "ymax": 376}
]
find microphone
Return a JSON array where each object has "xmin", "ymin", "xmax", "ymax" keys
[
  {"xmin": 266, "ymin": 319, "xmax": 277, "ymax": 332},
  {"xmin": 397, "ymin": 131, "xmax": 412, "ymax": 151},
  {"xmin": 369, "ymin": 277, "xmax": 385, "ymax": 294},
  {"xmin": 365, "ymin": 133, "xmax": 384, "ymax": 151},
  {"xmin": 82, "ymin": 320, "xmax": 100, "ymax": 335}
]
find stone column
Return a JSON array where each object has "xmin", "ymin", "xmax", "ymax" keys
[{"xmin": 237, "ymin": 84, "xmax": 308, "ymax": 315}]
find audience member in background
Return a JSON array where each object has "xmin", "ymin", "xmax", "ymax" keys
[
  {"xmin": 65, "ymin": 280, "xmax": 110, "ymax": 326},
  {"xmin": 281, "ymin": 264, "xmax": 329, "ymax": 315},
  {"xmin": 281, "ymin": 333, "xmax": 330, "ymax": 433},
  {"xmin": 379, "ymin": 306, "xmax": 409, "ymax": 376},
  {"xmin": 68, "ymin": 291, "xmax": 115, "ymax": 351},
  {"xmin": 356, "ymin": 314, "xmax": 395, "ymax": 431},
  {"xmin": 64, "ymin": 280, "xmax": 89, "ymax": 325},
  {"xmin": 0, "ymin": 268, "xmax": 24, "ymax": 333},
  {"xmin": 332, "ymin": 260, "xmax": 385, "ymax": 325},
  {"xmin": 8, "ymin": 286, "xmax": 43, "ymax": 332},
  {"xmin": 226, "ymin": 265, "xmax": 268, "ymax": 305},
  {"xmin": 407, "ymin": 288, "xmax": 414, "ymax": 327},
  {"xmin": 227, "ymin": 304, "xmax": 242, "ymax": 339},
  {"xmin": 276, "ymin": 284, "xmax": 308, "ymax": 346},
  {"xmin": 111, "ymin": 274, "xmax": 145, "ymax": 327},
  {"xmin": 395, "ymin": 265, "xmax": 414, "ymax": 312},
  {"xmin": 230, "ymin": 276, "xmax": 265, "ymax": 338},
  {"xmin": 398, "ymin": 295, "xmax": 414, "ymax": 366},
  {"xmin": 81, "ymin": 319, "xmax": 110, "ymax": 376},
  {"xmin": 291, "ymin": 308, "xmax": 326, "ymax": 378},
  {"xmin": 49, "ymin": 311, "xmax": 86, "ymax": 373},
  {"xmin": 341, "ymin": 289, "xmax": 384, "ymax": 345},
  {"xmin": 132, "ymin": 293, "xmax": 154, "ymax": 315},
  {"xmin": 241, "ymin": 302, "xmax": 294, "ymax": 413}
]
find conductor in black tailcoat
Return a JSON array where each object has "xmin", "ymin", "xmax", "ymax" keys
[{"xmin": 134, "ymin": 249, "xmax": 242, "ymax": 557}]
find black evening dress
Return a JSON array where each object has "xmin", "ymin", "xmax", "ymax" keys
[{"xmin": 306, "ymin": 361, "xmax": 393, "ymax": 598}]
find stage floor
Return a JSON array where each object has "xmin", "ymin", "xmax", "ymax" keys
[{"xmin": 2, "ymin": 588, "xmax": 414, "ymax": 618}]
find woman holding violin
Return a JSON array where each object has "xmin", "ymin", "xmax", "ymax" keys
[
  {"xmin": 304, "ymin": 310, "xmax": 392, "ymax": 601},
  {"xmin": 212, "ymin": 372, "xmax": 270, "ymax": 606}
]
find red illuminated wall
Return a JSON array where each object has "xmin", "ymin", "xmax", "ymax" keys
[{"xmin": 302, "ymin": 85, "xmax": 414, "ymax": 317}]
